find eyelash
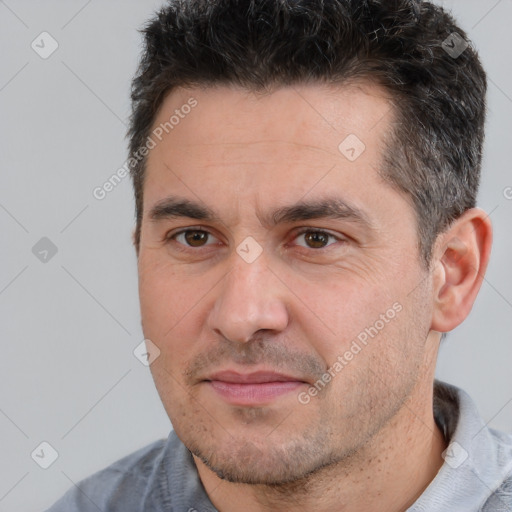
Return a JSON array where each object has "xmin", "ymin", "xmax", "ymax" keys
[{"xmin": 165, "ymin": 227, "xmax": 345, "ymax": 251}]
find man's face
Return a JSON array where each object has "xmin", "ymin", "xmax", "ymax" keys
[{"xmin": 137, "ymin": 83, "xmax": 437, "ymax": 484}]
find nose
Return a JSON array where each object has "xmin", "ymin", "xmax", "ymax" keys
[{"xmin": 207, "ymin": 253, "xmax": 289, "ymax": 343}]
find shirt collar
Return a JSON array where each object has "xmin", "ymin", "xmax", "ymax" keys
[{"xmin": 409, "ymin": 379, "xmax": 512, "ymax": 511}]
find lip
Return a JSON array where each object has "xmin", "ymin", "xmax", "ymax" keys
[
  {"xmin": 204, "ymin": 370, "xmax": 306, "ymax": 406},
  {"xmin": 207, "ymin": 370, "xmax": 302, "ymax": 384}
]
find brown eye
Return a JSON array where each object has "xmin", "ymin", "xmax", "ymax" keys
[
  {"xmin": 304, "ymin": 231, "xmax": 329, "ymax": 248},
  {"xmin": 184, "ymin": 230, "xmax": 208, "ymax": 247},
  {"xmin": 295, "ymin": 230, "xmax": 339, "ymax": 249},
  {"xmin": 171, "ymin": 229, "xmax": 217, "ymax": 248}
]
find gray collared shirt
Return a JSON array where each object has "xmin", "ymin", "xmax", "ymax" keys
[{"xmin": 46, "ymin": 381, "xmax": 512, "ymax": 511}]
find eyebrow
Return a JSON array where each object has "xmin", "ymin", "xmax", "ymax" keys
[
  {"xmin": 149, "ymin": 197, "xmax": 219, "ymax": 223},
  {"xmin": 148, "ymin": 195, "xmax": 373, "ymax": 229}
]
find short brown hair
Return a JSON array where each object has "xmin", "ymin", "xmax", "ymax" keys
[{"xmin": 128, "ymin": 0, "xmax": 487, "ymax": 267}]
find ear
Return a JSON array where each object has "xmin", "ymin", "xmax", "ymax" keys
[{"xmin": 430, "ymin": 208, "xmax": 492, "ymax": 332}]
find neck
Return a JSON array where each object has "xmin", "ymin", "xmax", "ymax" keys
[{"xmin": 194, "ymin": 382, "xmax": 447, "ymax": 512}]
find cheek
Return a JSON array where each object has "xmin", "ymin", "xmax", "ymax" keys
[
  {"xmin": 299, "ymin": 269, "xmax": 414, "ymax": 371},
  {"xmin": 138, "ymin": 254, "xmax": 201, "ymax": 342},
  {"xmin": 302, "ymin": 278, "xmax": 391, "ymax": 340}
]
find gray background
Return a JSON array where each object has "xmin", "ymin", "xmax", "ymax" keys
[{"xmin": 0, "ymin": 1, "xmax": 510, "ymax": 510}]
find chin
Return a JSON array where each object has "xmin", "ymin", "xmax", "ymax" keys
[{"xmin": 188, "ymin": 434, "xmax": 342, "ymax": 486}]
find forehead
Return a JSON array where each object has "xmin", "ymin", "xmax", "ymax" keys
[
  {"xmin": 142, "ymin": 81, "xmax": 402, "ymax": 223},
  {"xmin": 150, "ymin": 81, "xmax": 394, "ymax": 150}
]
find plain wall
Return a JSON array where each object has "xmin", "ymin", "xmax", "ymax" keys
[{"xmin": 0, "ymin": 1, "xmax": 510, "ymax": 510}]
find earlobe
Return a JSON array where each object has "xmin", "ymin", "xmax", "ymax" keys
[{"xmin": 430, "ymin": 208, "xmax": 492, "ymax": 333}]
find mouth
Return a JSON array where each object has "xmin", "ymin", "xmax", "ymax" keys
[{"xmin": 203, "ymin": 370, "xmax": 307, "ymax": 406}]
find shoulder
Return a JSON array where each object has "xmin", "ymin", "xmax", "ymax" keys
[
  {"xmin": 45, "ymin": 436, "xmax": 172, "ymax": 512},
  {"xmin": 481, "ymin": 428, "xmax": 512, "ymax": 511},
  {"xmin": 481, "ymin": 470, "xmax": 512, "ymax": 511}
]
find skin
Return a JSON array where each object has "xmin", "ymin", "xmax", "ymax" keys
[{"xmin": 135, "ymin": 82, "xmax": 492, "ymax": 511}]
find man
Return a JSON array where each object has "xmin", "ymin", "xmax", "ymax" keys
[{"xmin": 47, "ymin": 0, "xmax": 512, "ymax": 510}]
